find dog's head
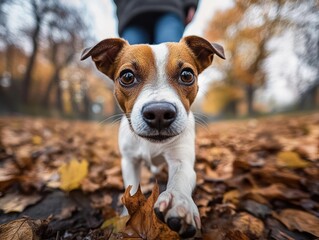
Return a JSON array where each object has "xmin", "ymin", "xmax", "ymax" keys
[{"xmin": 81, "ymin": 36, "xmax": 225, "ymax": 142}]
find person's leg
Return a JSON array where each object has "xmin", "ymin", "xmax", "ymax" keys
[
  {"xmin": 154, "ymin": 12, "xmax": 184, "ymax": 44},
  {"xmin": 121, "ymin": 25, "xmax": 151, "ymax": 44}
]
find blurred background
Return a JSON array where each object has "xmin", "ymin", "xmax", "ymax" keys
[{"xmin": 0, "ymin": 0, "xmax": 318, "ymax": 121}]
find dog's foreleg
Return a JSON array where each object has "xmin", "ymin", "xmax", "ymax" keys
[{"xmin": 121, "ymin": 157, "xmax": 142, "ymax": 195}]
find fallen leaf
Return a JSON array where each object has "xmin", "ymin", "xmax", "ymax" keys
[
  {"xmin": 249, "ymin": 183, "xmax": 309, "ymax": 200},
  {"xmin": 273, "ymin": 209, "xmax": 319, "ymax": 237},
  {"xmin": 266, "ymin": 217, "xmax": 309, "ymax": 240},
  {"xmin": 0, "ymin": 218, "xmax": 49, "ymax": 240},
  {"xmin": 55, "ymin": 204, "xmax": 77, "ymax": 220},
  {"xmin": 202, "ymin": 229, "xmax": 249, "ymax": 240},
  {"xmin": 223, "ymin": 189, "xmax": 240, "ymax": 205},
  {"xmin": 295, "ymin": 144, "xmax": 318, "ymax": 161},
  {"xmin": 32, "ymin": 135, "xmax": 42, "ymax": 145},
  {"xmin": 121, "ymin": 184, "xmax": 180, "ymax": 240},
  {"xmin": 103, "ymin": 174, "xmax": 123, "ymax": 190},
  {"xmin": 59, "ymin": 159, "xmax": 89, "ymax": 191},
  {"xmin": 239, "ymin": 200, "xmax": 271, "ymax": 219},
  {"xmin": 101, "ymin": 215, "xmax": 129, "ymax": 233},
  {"xmin": 0, "ymin": 162, "xmax": 19, "ymax": 191},
  {"xmin": 277, "ymin": 151, "xmax": 309, "ymax": 168},
  {"xmin": 0, "ymin": 193, "xmax": 42, "ymax": 213},
  {"xmin": 91, "ymin": 194, "xmax": 113, "ymax": 209},
  {"xmin": 232, "ymin": 212, "xmax": 264, "ymax": 238},
  {"xmin": 204, "ymin": 147, "xmax": 235, "ymax": 181}
]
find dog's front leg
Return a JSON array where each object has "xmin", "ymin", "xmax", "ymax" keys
[
  {"xmin": 121, "ymin": 157, "xmax": 142, "ymax": 195},
  {"xmin": 121, "ymin": 156, "xmax": 141, "ymax": 215},
  {"xmin": 154, "ymin": 147, "xmax": 200, "ymax": 238}
]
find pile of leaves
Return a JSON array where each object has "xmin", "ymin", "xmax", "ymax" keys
[{"xmin": 0, "ymin": 113, "xmax": 318, "ymax": 239}]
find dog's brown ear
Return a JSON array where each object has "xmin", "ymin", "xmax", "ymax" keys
[
  {"xmin": 81, "ymin": 38, "xmax": 128, "ymax": 79},
  {"xmin": 182, "ymin": 35, "xmax": 225, "ymax": 73}
]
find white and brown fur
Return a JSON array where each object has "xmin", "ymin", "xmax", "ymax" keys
[{"xmin": 81, "ymin": 36, "xmax": 225, "ymax": 238}]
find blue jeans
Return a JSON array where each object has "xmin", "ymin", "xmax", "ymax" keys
[{"xmin": 121, "ymin": 12, "xmax": 184, "ymax": 44}]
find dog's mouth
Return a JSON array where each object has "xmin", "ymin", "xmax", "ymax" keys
[{"xmin": 138, "ymin": 134, "xmax": 176, "ymax": 142}]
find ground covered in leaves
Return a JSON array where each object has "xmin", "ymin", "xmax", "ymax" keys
[{"xmin": 0, "ymin": 113, "xmax": 318, "ymax": 239}]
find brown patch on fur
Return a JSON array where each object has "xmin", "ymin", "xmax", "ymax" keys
[
  {"xmin": 166, "ymin": 42, "xmax": 200, "ymax": 112},
  {"xmin": 113, "ymin": 45, "xmax": 156, "ymax": 113}
]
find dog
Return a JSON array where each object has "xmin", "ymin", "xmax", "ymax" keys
[{"xmin": 81, "ymin": 35, "xmax": 225, "ymax": 238}]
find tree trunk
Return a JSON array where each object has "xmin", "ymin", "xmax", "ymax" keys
[
  {"xmin": 82, "ymin": 92, "xmax": 91, "ymax": 119},
  {"xmin": 43, "ymin": 68, "xmax": 60, "ymax": 108},
  {"xmin": 55, "ymin": 76, "xmax": 64, "ymax": 114},
  {"xmin": 226, "ymin": 100, "xmax": 237, "ymax": 116},
  {"xmin": 22, "ymin": 19, "xmax": 41, "ymax": 104},
  {"xmin": 69, "ymin": 86, "xmax": 80, "ymax": 117},
  {"xmin": 246, "ymin": 84, "xmax": 255, "ymax": 116}
]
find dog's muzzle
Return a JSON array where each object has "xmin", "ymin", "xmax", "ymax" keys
[
  {"xmin": 140, "ymin": 101, "xmax": 177, "ymax": 141},
  {"xmin": 142, "ymin": 101, "xmax": 177, "ymax": 130}
]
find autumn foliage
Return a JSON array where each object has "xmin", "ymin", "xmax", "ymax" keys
[
  {"xmin": 203, "ymin": 0, "xmax": 319, "ymax": 116},
  {"xmin": 0, "ymin": 112, "xmax": 318, "ymax": 239}
]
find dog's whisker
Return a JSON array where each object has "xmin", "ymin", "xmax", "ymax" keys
[
  {"xmin": 193, "ymin": 111, "xmax": 209, "ymax": 119},
  {"xmin": 194, "ymin": 119, "xmax": 209, "ymax": 131},
  {"xmin": 109, "ymin": 117, "xmax": 124, "ymax": 128},
  {"xmin": 194, "ymin": 118, "xmax": 208, "ymax": 128},
  {"xmin": 195, "ymin": 116, "xmax": 208, "ymax": 127},
  {"xmin": 98, "ymin": 114, "xmax": 125, "ymax": 125}
]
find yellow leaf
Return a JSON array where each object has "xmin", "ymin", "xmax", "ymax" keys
[
  {"xmin": 59, "ymin": 159, "xmax": 88, "ymax": 191},
  {"xmin": 223, "ymin": 189, "xmax": 240, "ymax": 205},
  {"xmin": 32, "ymin": 135, "xmax": 42, "ymax": 145},
  {"xmin": 276, "ymin": 151, "xmax": 309, "ymax": 168},
  {"xmin": 101, "ymin": 215, "xmax": 129, "ymax": 232}
]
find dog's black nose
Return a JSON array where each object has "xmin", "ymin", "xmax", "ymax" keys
[{"xmin": 142, "ymin": 102, "xmax": 177, "ymax": 131}]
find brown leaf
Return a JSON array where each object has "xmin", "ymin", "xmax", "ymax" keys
[
  {"xmin": 232, "ymin": 212, "xmax": 264, "ymax": 238},
  {"xmin": 0, "ymin": 193, "xmax": 42, "ymax": 213},
  {"xmin": 203, "ymin": 229, "xmax": 249, "ymax": 240},
  {"xmin": 121, "ymin": 184, "xmax": 180, "ymax": 240},
  {"xmin": 249, "ymin": 183, "xmax": 309, "ymax": 201},
  {"xmin": 55, "ymin": 204, "xmax": 77, "ymax": 220},
  {"xmin": 0, "ymin": 218, "xmax": 49, "ymax": 240},
  {"xmin": 273, "ymin": 209, "xmax": 319, "ymax": 237},
  {"xmin": 204, "ymin": 147, "xmax": 235, "ymax": 181},
  {"xmin": 294, "ymin": 144, "xmax": 318, "ymax": 161},
  {"xmin": 0, "ymin": 162, "xmax": 19, "ymax": 191},
  {"xmin": 223, "ymin": 189, "xmax": 240, "ymax": 205}
]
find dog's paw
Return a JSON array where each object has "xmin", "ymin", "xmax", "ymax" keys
[{"xmin": 154, "ymin": 190, "xmax": 200, "ymax": 238}]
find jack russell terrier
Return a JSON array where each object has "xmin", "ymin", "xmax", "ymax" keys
[{"xmin": 81, "ymin": 35, "xmax": 225, "ymax": 238}]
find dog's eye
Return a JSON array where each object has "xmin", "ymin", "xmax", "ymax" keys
[
  {"xmin": 119, "ymin": 70, "xmax": 136, "ymax": 86},
  {"xmin": 180, "ymin": 69, "xmax": 195, "ymax": 85}
]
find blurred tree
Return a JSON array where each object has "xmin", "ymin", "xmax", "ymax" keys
[
  {"xmin": 0, "ymin": 0, "xmax": 112, "ymax": 119},
  {"xmin": 41, "ymin": 3, "xmax": 90, "ymax": 114},
  {"xmin": 21, "ymin": 0, "xmax": 56, "ymax": 103},
  {"xmin": 205, "ymin": 0, "xmax": 301, "ymax": 116},
  {"xmin": 292, "ymin": 0, "xmax": 319, "ymax": 109}
]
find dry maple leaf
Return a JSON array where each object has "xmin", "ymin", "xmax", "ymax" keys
[
  {"xmin": 121, "ymin": 184, "xmax": 180, "ymax": 240},
  {"xmin": 273, "ymin": 209, "xmax": 319, "ymax": 237},
  {"xmin": 58, "ymin": 159, "xmax": 88, "ymax": 191},
  {"xmin": 232, "ymin": 212, "xmax": 264, "ymax": 239},
  {"xmin": 0, "ymin": 218, "xmax": 49, "ymax": 240},
  {"xmin": 0, "ymin": 193, "xmax": 42, "ymax": 213}
]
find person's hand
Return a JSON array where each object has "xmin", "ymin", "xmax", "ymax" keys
[{"xmin": 185, "ymin": 7, "xmax": 196, "ymax": 25}]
